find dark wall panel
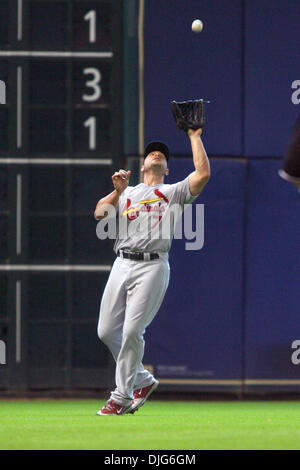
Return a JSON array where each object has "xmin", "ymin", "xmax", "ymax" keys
[
  {"xmin": 144, "ymin": 0, "xmax": 242, "ymax": 156},
  {"xmin": 144, "ymin": 158, "xmax": 246, "ymax": 382},
  {"xmin": 244, "ymin": 0, "xmax": 300, "ymax": 157},
  {"xmin": 245, "ymin": 160, "xmax": 300, "ymax": 384}
]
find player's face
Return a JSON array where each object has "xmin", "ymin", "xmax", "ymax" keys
[{"xmin": 143, "ymin": 151, "xmax": 168, "ymax": 174}]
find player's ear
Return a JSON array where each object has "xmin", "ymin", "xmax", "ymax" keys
[
  {"xmin": 165, "ymin": 168, "xmax": 169, "ymax": 176},
  {"xmin": 140, "ymin": 165, "xmax": 145, "ymax": 173}
]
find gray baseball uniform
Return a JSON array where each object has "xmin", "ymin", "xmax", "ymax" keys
[{"xmin": 97, "ymin": 176, "xmax": 197, "ymax": 406}]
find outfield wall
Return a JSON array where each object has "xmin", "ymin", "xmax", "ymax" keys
[
  {"xmin": 144, "ymin": 158, "xmax": 300, "ymax": 393},
  {"xmin": 142, "ymin": 0, "xmax": 300, "ymax": 392},
  {"xmin": 144, "ymin": 0, "xmax": 300, "ymax": 158}
]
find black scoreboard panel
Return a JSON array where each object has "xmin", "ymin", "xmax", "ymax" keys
[
  {"xmin": 0, "ymin": 163, "xmax": 8, "ymax": 388},
  {"xmin": 27, "ymin": 58, "xmax": 114, "ymax": 156},
  {"xmin": 0, "ymin": 0, "xmax": 122, "ymax": 391},
  {"xmin": 0, "ymin": 166, "xmax": 8, "ymax": 260},
  {"xmin": 0, "ymin": 3, "xmax": 9, "ymax": 48},
  {"xmin": 0, "ymin": 0, "xmax": 122, "ymax": 161},
  {"xmin": 27, "ymin": 165, "xmax": 114, "ymax": 264},
  {"xmin": 29, "ymin": 1, "xmax": 113, "ymax": 50}
]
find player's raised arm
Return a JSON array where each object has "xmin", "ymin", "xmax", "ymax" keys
[
  {"xmin": 187, "ymin": 128, "xmax": 210, "ymax": 196},
  {"xmin": 94, "ymin": 169, "xmax": 131, "ymax": 220},
  {"xmin": 171, "ymin": 99, "xmax": 210, "ymax": 196}
]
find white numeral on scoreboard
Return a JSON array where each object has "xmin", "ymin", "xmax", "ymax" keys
[
  {"xmin": 84, "ymin": 10, "xmax": 97, "ymax": 43},
  {"xmin": 84, "ymin": 116, "xmax": 97, "ymax": 150},
  {"xmin": 83, "ymin": 68, "xmax": 102, "ymax": 102}
]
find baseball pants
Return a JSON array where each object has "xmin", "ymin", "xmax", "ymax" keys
[{"xmin": 97, "ymin": 255, "xmax": 170, "ymax": 406}]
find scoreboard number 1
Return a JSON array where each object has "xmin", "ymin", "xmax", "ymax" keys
[
  {"xmin": 84, "ymin": 10, "xmax": 97, "ymax": 43},
  {"xmin": 84, "ymin": 116, "xmax": 97, "ymax": 150},
  {"xmin": 0, "ymin": 80, "xmax": 6, "ymax": 104}
]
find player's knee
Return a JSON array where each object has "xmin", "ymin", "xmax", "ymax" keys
[{"xmin": 122, "ymin": 325, "xmax": 143, "ymax": 345}]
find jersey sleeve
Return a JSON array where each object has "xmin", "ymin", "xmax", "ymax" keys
[
  {"xmin": 117, "ymin": 186, "xmax": 132, "ymax": 216},
  {"xmin": 170, "ymin": 176, "xmax": 198, "ymax": 207},
  {"xmin": 104, "ymin": 187, "xmax": 128, "ymax": 219}
]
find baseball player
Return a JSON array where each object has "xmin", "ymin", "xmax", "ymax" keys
[{"xmin": 94, "ymin": 122, "xmax": 210, "ymax": 415}]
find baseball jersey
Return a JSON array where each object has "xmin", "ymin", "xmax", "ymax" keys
[{"xmin": 113, "ymin": 176, "xmax": 197, "ymax": 256}]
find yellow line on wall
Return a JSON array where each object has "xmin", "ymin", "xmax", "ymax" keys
[
  {"xmin": 157, "ymin": 379, "xmax": 300, "ymax": 386},
  {"xmin": 158, "ymin": 379, "xmax": 242, "ymax": 386}
]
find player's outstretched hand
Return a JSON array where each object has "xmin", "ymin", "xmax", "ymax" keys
[{"xmin": 112, "ymin": 169, "xmax": 131, "ymax": 195}]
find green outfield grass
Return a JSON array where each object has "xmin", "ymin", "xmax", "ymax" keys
[{"xmin": 0, "ymin": 400, "xmax": 300, "ymax": 450}]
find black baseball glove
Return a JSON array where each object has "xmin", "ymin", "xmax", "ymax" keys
[{"xmin": 171, "ymin": 99, "xmax": 209, "ymax": 133}]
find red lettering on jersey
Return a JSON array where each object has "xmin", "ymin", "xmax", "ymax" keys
[
  {"xmin": 123, "ymin": 198, "xmax": 139, "ymax": 220},
  {"xmin": 154, "ymin": 189, "xmax": 169, "ymax": 203}
]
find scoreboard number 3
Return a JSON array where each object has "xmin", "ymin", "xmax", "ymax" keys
[{"xmin": 83, "ymin": 68, "xmax": 102, "ymax": 102}]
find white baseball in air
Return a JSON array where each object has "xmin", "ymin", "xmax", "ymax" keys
[{"xmin": 191, "ymin": 19, "xmax": 203, "ymax": 34}]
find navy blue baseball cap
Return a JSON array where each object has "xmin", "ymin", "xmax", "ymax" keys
[{"xmin": 144, "ymin": 141, "xmax": 170, "ymax": 161}]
